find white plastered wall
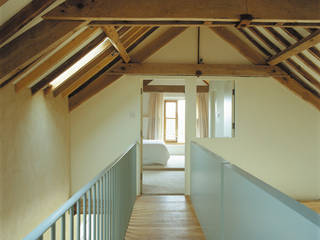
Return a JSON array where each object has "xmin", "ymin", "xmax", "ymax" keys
[
  {"xmin": 0, "ymin": 85, "xmax": 70, "ymax": 239},
  {"xmin": 70, "ymin": 75, "xmax": 141, "ymax": 194},
  {"xmin": 194, "ymin": 76, "xmax": 320, "ymax": 200}
]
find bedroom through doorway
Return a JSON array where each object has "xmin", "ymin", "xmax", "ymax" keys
[{"xmin": 142, "ymin": 80, "xmax": 186, "ymax": 194}]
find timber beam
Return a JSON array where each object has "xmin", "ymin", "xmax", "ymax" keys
[
  {"xmin": 0, "ymin": 0, "xmax": 57, "ymax": 45},
  {"xmin": 0, "ymin": 20, "xmax": 86, "ymax": 85},
  {"xmin": 44, "ymin": 0, "xmax": 320, "ymax": 23},
  {"xmin": 89, "ymin": 21, "xmax": 320, "ymax": 29},
  {"xmin": 143, "ymin": 85, "xmax": 208, "ymax": 93},
  {"xmin": 103, "ymin": 26, "xmax": 131, "ymax": 63},
  {"xmin": 107, "ymin": 63, "xmax": 285, "ymax": 77}
]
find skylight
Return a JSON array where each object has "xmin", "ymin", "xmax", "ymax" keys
[{"xmin": 50, "ymin": 37, "xmax": 110, "ymax": 88}]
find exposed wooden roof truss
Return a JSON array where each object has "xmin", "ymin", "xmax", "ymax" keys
[{"xmin": 0, "ymin": 0, "xmax": 320, "ymax": 111}]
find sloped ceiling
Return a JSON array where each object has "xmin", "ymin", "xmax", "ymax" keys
[
  {"xmin": 146, "ymin": 27, "xmax": 252, "ymax": 64},
  {"xmin": 0, "ymin": 0, "xmax": 320, "ymax": 111}
]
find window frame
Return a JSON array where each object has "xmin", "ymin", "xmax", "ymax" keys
[{"xmin": 164, "ymin": 100, "xmax": 178, "ymax": 143}]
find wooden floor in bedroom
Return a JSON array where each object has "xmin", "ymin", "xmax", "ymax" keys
[{"xmin": 125, "ymin": 195, "xmax": 205, "ymax": 240}]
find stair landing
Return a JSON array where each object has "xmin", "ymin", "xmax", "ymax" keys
[{"xmin": 125, "ymin": 195, "xmax": 205, "ymax": 239}]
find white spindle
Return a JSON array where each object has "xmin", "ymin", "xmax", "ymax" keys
[
  {"xmin": 77, "ymin": 200, "xmax": 80, "ymax": 240},
  {"xmin": 83, "ymin": 194, "xmax": 87, "ymax": 240},
  {"xmin": 61, "ymin": 213, "xmax": 65, "ymax": 240},
  {"xmin": 51, "ymin": 223, "xmax": 55, "ymax": 240},
  {"xmin": 70, "ymin": 206, "xmax": 74, "ymax": 240},
  {"xmin": 88, "ymin": 188, "xmax": 92, "ymax": 240}
]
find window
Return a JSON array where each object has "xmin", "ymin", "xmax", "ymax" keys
[
  {"xmin": 164, "ymin": 100, "xmax": 178, "ymax": 143},
  {"xmin": 164, "ymin": 99, "xmax": 185, "ymax": 143},
  {"xmin": 50, "ymin": 37, "xmax": 111, "ymax": 88}
]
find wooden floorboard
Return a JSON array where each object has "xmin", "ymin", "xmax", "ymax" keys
[
  {"xmin": 125, "ymin": 195, "xmax": 205, "ymax": 239},
  {"xmin": 300, "ymin": 200, "xmax": 320, "ymax": 214}
]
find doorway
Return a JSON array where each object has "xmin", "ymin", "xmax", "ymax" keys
[{"xmin": 141, "ymin": 85, "xmax": 186, "ymax": 195}]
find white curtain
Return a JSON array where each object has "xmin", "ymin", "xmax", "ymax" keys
[
  {"xmin": 147, "ymin": 93, "xmax": 164, "ymax": 140},
  {"xmin": 196, "ymin": 92, "xmax": 209, "ymax": 138}
]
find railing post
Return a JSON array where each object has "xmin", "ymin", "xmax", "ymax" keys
[
  {"xmin": 113, "ymin": 167, "xmax": 116, "ymax": 240},
  {"xmin": 61, "ymin": 213, "xmax": 65, "ymax": 240},
  {"xmin": 100, "ymin": 177, "xmax": 103, "ymax": 240},
  {"xmin": 76, "ymin": 200, "xmax": 80, "ymax": 240},
  {"xmin": 51, "ymin": 222, "xmax": 56, "ymax": 240},
  {"xmin": 97, "ymin": 180, "xmax": 100, "ymax": 240},
  {"xmin": 88, "ymin": 188, "xmax": 92, "ymax": 240},
  {"xmin": 93, "ymin": 184, "xmax": 96, "ymax": 240},
  {"xmin": 104, "ymin": 173, "xmax": 107, "ymax": 240},
  {"xmin": 108, "ymin": 170, "xmax": 111, "ymax": 240},
  {"xmin": 83, "ymin": 194, "xmax": 87, "ymax": 239},
  {"xmin": 70, "ymin": 206, "xmax": 74, "ymax": 240}
]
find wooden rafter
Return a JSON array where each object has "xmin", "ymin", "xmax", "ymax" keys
[
  {"xmin": 15, "ymin": 27, "xmax": 100, "ymax": 92},
  {"xmin": 44, "ymin": 0, "xmax": 320, "ymax": 22},
  {"xmin": 283, "ymin": 28, "xmax": 320, "ymax": 62},
  {"xmin": 107, "ymin": 63, "xmax": 285, "ymax": 77},
  {"xmin": 248, "ymin": 27, "xmax": 281, "ymax": 53},
  {"xmin": 213, "ymin": 28, "xmax": 265, "ymax": 64},
  {"xmin": 68, "ymin": 27, "xmax": 187, "ymax": 111},
  {"xmin": 265, "ymin": 27, "xmax": 320, "ymax": 76},
  {"xmin": 0, "ymin": 57, "xmax": 41, "ymax": 88},
  {"xmin": 103, "ymin": 26, "xmax": 130, "ymax": 63},
  {"xmin": 89, "ymin": 20, "xmax": 320, "ymax": 28},
  {"xmin": 143, "ymin": 85, "xmax": 208, "ymax": 93},
  {"xmin": 53, "ymin": 26, "xmax": 149, "ymax": 97},
  {"xmin": 0, "ymin": 0, "xmax": 8, "ymax": 7},
  {"xmin": 238, "ymin": 28, "xmax": 271, "ymax": 57},
  {"xmin": 0, "ymin": 20, "xmax": 85, "ymax": 84},
  {"xmin": 211, "ymin": 27, "xmax": 320, "ymax": 111},
  {"xmin": 0, "ymin": 0, "xmax": 56, "ymax": 44},
  {"xmin": 268, "ymin": 30, "xmax": 320, "ymax": 65},
  {"xmin": 286, "ymin": 59, "xmax": 320, "ymax": 91},
  {"xmin": 243, "ymin": 27, "xmax": 320, "ymax": 93},
  {"xmin": 31, "ymin": 32, "xmax": 107, "ymax": 94}
]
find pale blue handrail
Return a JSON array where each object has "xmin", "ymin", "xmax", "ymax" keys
[
  {"xmin": 190, "ymin": 141, "xmax": 320, "ymax": 240},
  {"xmin": 24, "ymin": 143, "xmax": 137, "ymax": 240}
]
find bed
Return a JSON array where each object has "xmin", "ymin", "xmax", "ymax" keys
[{"xmin": 143, "ymin": 139, "xmax": 170, "ymax": 166}]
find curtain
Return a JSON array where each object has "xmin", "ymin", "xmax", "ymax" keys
[
  {"xmin": 196, "ymin": 92, "xmax": 209, "ymax": 138},
  {"xmin": 147, "ymin": 93, "xmax": 164, "ymax": 140}
]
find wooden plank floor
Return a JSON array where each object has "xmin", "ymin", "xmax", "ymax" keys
[
  {"xmin": 125, "ymin": 195, "xmax": 205, "ymax": 240},
  {"xmin": 300, "ymin": 200, "xmax": 320, "ymax": 214}
]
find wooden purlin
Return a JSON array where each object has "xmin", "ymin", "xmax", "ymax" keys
[
  {"xmin": 0, "ymin": 20, "xmax": 86, "ymax": 84},
  {"xmin": 0, "ymin": 0, "xmax": 57, "ymax": 44}
]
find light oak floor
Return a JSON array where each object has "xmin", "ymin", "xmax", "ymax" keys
[
  {"xmin": 300, "ymin": 200, "xmax": 320, "ymax": 214},
  {"xmin": 125, "ymin": 195, "xmax": 205, "ymax": 240}
]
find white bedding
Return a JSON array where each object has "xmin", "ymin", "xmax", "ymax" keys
[{"xmin": 143, "ymin": 139, "xmax": 170, "ymax": 166}]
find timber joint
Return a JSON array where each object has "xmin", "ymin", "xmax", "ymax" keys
[{"xmin": 195, "ymin": 70, "xmax": 202, "ymax": 77}]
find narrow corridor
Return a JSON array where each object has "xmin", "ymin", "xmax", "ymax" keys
[{"xmin": 125, "ymin": 195, "xmax": 205, "ymax": 239}]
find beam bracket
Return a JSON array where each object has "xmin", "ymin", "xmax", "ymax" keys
[{"xmin": 236, "ymin": 14, "xmax": 253, "ymax": 28}]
